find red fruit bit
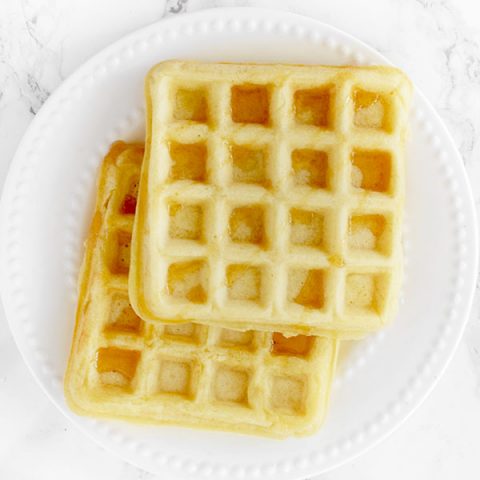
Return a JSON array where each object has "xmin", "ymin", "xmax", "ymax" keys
[{"xmin": 121, "ymin": 195, "xmax": 137, "ymax": 214}]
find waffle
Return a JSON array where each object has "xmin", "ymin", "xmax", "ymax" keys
[
  {"xmin": 129, "ymin": 61, "xmax": 412, "ymax": 337},
  {"xmin": 64, "ymin": 142, "xmax": 338, "ymax": 437}
]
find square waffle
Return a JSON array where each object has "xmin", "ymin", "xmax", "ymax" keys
[
  {"xmin": 65, "ymin": 142, "xmax": 338, "ymax": 437},
  {"xmin": 129, "ymin": 61, "xmax": 412, "ymax": 337}
]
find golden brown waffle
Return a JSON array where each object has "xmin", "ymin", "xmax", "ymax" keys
[
  {"xmin": 129, "ymin": 61, "xmax": 412, "ymax": 337},
  {"xmin": 64, "ymin": 142, "xmax": 338, "ymax": 437}
]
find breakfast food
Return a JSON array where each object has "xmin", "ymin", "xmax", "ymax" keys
[
  {"xmin": 64, "ymin": 142, "xmax": 338, "ymax": 437},
  {"xmin": 129, "ymin": 61, "xmax": 412, "ymax": 337}
]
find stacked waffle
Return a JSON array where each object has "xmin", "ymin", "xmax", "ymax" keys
[{"xmin": 65, "ymin": 61, "xmax": 412, "ymax": 437}]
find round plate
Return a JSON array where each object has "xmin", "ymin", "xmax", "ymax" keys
[{"xmin": 0, "ymin": 7, "xmax": 477, "ymax": 480}]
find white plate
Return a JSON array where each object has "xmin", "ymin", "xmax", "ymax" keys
[{"xmin": 0, "ymin": 7, "xmax": 477, "ymax": 480}]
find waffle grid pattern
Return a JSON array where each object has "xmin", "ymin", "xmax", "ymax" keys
[
  {"xmin": 130, "ymin": 62, "xmax": 411, "ymax": 336},
  {"xmin": 65, "ymin": 142, "xmax": 338, "ymax": 437}
]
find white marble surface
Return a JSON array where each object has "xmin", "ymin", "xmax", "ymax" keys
[{"xmin": 1, "ymin": 0, "xmax": 480, "ymax": 478}]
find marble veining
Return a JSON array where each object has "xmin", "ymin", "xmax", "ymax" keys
[
  {"xmin": 166, "ymin": 0, "xmax": 190, "ymax": 15},
  {"xmin": 1, "ymin": 1, "xmax": 480, "ymax": 479}
]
